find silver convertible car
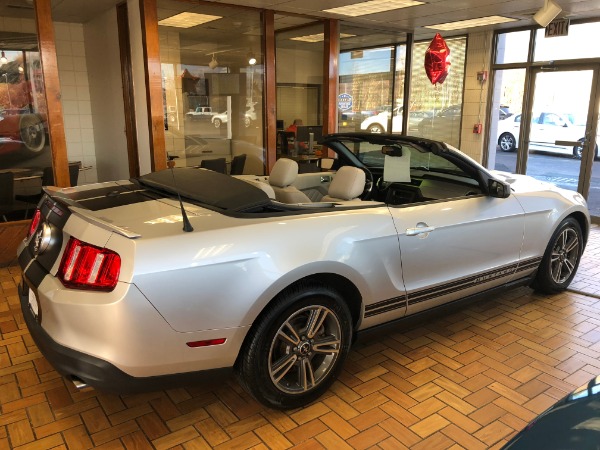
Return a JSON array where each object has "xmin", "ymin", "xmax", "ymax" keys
[{"xmin": 18, "ymin": 133, "xmax": 590, "ymax": 409}]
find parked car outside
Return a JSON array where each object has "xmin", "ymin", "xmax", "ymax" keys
[
  {"xmin": 19, "ymin": 133, "xmax": 589, "ymax": 409},
  {"xmin": 211, "ymin": 108, "xmax": 256, "ymax": 129},
  {"xmin": 497, "ymin": 111, "xmax": 599, "ymax": 159},
  {"xmin": 360, "ymin": 107, "xmax": 432, "ymax": 133},
  {"xmin": 416, "ymin": 104, "xmax": 462, "ymax": 147}
]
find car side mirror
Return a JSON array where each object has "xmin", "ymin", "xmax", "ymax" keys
[{"xmin": 488, "ymin": 179, "xmax": 510, "ymax": 198}]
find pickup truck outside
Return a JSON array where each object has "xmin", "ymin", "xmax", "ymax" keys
[{"xmin": 185, "ymin": 107, "xmax": 215, "ymax": 121}]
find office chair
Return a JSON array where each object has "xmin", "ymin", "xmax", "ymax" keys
[
  {"xmin": 200, "ymin": 158, "xmax": 227, "ymax": 174},
  {"xmin": 0, "ymin": 172, "xmax": 31, "ymax": 221},
  {"xmin": 229, "ymin": 154, "xmax": 246, "ymax": 175}
]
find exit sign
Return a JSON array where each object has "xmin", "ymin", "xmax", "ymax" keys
[{"xmin": 545, "ymin": 19, "xmax": 570, "ymax": 38}]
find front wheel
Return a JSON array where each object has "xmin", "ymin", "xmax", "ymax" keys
[
  {"xmin": 498, "ymin": 132, "xmax": 516, "ymax": 152},
  {"xmin": 20, "ymin": 114, "xmax": 46, "ymax": 155},
  {"xmin": 236, "ymin": 284, "xmax": 352, "ymax": 409},
  {"xmin": 532, "ymin": 217, "xmax": 583, "ymax": 294}
]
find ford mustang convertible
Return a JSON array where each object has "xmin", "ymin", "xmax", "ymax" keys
[{"xmin": 18, "ymin": 133, "xmax": 590, "ymax": 409}]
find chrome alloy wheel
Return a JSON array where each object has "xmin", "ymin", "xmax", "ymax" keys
[
  {"xmin": 550, "ymin": 227, "xmax": 580, "ymax": 284},
  {"xmin": 268, "ymin": 305, "xmax": 341, "ymax": 394}
]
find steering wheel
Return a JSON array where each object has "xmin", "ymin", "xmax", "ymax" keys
[{"xmin": 361, "ymin": 167, "xmax": 374, "ymax": 200}]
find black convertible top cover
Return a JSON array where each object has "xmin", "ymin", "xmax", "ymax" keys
[{"xmin": 138, "ymin": 168, "xmax": 270, "ymax": 212}]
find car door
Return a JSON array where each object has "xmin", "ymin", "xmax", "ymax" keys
[{"xmin": 389, "ymin": 194, "xmax": 525, "ymax": 315}]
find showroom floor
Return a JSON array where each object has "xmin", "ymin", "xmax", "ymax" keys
[{"xmin": 0, "ymin": 226, "xmax": 599, "ymax": 449}]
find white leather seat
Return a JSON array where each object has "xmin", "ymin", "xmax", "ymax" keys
[
  {"xmin": 322, "ymin": 166, "xmax": 365, "ymax": 202},
  {"xmin": 243, "ymin": 178, "xmax": 276, "ymax": 199},
  {"xmin": 269, "ymin": 158, "xmax": 311, "ymax": 203}
]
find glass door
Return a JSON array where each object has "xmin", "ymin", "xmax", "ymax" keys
[{"xmin": 524, "ymin": 69, "xmax": 598, "ymax": 200}]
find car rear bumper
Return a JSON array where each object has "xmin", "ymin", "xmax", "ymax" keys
[{"xmin": 19, "ymin": 281, "xmax": 233, "ymax": 393}]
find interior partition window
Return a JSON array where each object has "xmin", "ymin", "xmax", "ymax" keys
[
  {"xmin": 410, "ymin": 37, "xmax": 467, "ymax": 148},
  {"xmin": 0, "ymin": 11, "xmax": 51, "ymax": 222},
  {"xmin": 275, "ymin": 21, "xmax": 324, "ymax": 161},
  {"xmin": 158, "ymin": 1, "xmax": 265, "ymax": 175}
]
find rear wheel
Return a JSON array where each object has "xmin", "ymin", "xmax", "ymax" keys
[
  {"xmin": 237, "ymin": 283, "xmax": 352, "ymax": 410},
  {"xmin": 573, "ymin": 138, "xmax": 598, "ymax": 160},
  {"xmin": 532, "ymin": 217, "xmax": 583, "ymax": 294},
  {"xmin": 498, "ymin": 132, "xmax": 516, "ymax": 152},
  {"xmin": 367, "ymin": 124, "xmax": 384, "ymax": 134}
]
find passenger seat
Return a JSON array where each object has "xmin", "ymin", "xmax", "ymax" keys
[{"xmin": 269, "ymin": 158, "xmax": 311, "ymax": 203}]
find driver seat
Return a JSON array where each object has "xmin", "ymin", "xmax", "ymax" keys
[{"xmin": 322, "ymin": 166, "xmax": 365, "ymax": 203}]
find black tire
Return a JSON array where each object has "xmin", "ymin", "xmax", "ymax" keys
[
  {"xmin": 20, "ymin": 114, "xmax": 46, "ymax": 155},
  {"xmin": 236, "ymin": 283, "xmax": 352, "ymax": 410},
  {"xmin": 573, "ymin": 139, "xmax": 599, "ymax": 160},
  {"xmin": 532, "ymin": 217, "xmax": 583, "ymax": 294},
  {"xmin": 498, "ymin": 132, "xmax": 516, "ymax": 152},
  {"xmin": 367, "ymin": 123, "xmax": 384, "ymax": 134},
  {"xmin": 213, "ymin": 118, "xmax": 222, "ymax": 128}
]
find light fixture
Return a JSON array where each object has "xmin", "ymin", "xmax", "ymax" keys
[
  {"xmin": 208, "ymin": 53, "xmax": 218, "ymax": 70},
  {"xmin": 291, "ymin": 33, "xmax": 356, "ymax": 43},
  {"xmin": 533, "ymin": 0, "xmax": 562, "ymax": 27},
  {"xmin": 323, "ymin": 0, "xmax": 424, "ymax": 17},
  {"xmin": 18, "ymin": 65, "xmax": 23, "ymax": 73},
  {"xmin": 248, "ymin": 53, "xmax": 257, "ymax": 66},
  {"xmin": 0, "ymin": 51, "xmax": 7, "ymax": 65},
  {"xmin": 425, "ymin": 15, "xmax": 518, "ymax": 31},
  {"xmin": 158, "ymin": 12, "xmax": 222, "ymax": 28}
]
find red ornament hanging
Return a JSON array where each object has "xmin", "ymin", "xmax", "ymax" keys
[{"xmin": 424, "ymin": 33, "xmax": 451, "ymax": 85}]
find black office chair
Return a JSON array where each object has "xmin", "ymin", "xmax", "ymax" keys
[
  {"xmin": 0, "ymin": 172, "xmax": 31, "ymax": 221},
  {"xmin": 229, "ymin": 154, "xmax": 246, "ymax": 175},
  {"xmin": 200, "ymin": 158, "xmax": 227, "ymax": 174}
]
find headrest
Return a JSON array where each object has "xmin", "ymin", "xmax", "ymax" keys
[
  {"xmin": 269, "ymin": 158, "xmax": 298, "ymax": 188},
  {"xmin": 328, "ymin": 166, "xmax": 365, "ymax": 201}
]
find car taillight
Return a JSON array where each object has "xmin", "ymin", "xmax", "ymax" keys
[
  {"xmin": 28, "ymin": 209, "xmax": 41, "ymax": 238},
  {"xmin": 58, "ymin": 238, "xmax": 121, "ymax": 291}
]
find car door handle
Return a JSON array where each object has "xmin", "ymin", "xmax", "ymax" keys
[
  {"xmin": 321, "ymin": 176, "xmax": 331, "ymax": 183},
  {"xmin": 406, "ymin": 223, "xmax": 435, "ymax": 236}
]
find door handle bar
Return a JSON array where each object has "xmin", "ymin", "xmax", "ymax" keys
[{"xmin": 406, "ymin": 226, "xmax": 435, "ymax": 236}]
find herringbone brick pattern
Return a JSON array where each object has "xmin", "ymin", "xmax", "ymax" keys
[
  {"xmin": 571, "ymin": 224, "xmax": 600, "ymax": 296},
  {"xmin": 2, "ymin": 265, "xmax": 600, "ymax": 449}
]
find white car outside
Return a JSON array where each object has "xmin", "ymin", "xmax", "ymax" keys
[
  {"xmin": 360, "ymin": 108, "xmax": 431, "ymax": 133},
  {"xmin": 18, "ymin": 133, "xmax": 590, "ymax": 410},
  {"xmin": 497, "ymin": 111, "xmax": 599, "ymax": 159}
]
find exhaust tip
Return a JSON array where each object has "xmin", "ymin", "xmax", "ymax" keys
[{"xmin": 70, "ymin": 376, "xmax": 90, "ymax": 391}]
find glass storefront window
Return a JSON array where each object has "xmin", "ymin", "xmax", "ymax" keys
[
  {"xmin": 159, "ymin": 1, "xmax": 264, "ymax": 175},
  {"xmin": 410, "ymin": 37, "xmax": 466, "ymax": 148},
  {"xmin": 0, "ymin": 16, "xmax": 51, "ymax": 222},
  {"xmin": 338, "ymin": 47, "xmax": 394, "ymax": 134},
  {"xmin": 535, "ymin": 22, "xmax": 600, "ymax": 62},
  {"xmin": 495, "ymin": 30, "xmax": 530, "ymax": 64},
  {"xmin": 487, "ymin": 69, "xmax": 526, "ymax": 173},
  {"xmin": 392, "ymin": 45, "xmax": 407, "ymax": 134}
]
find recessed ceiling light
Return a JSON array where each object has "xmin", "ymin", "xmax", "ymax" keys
[
  {"xmin": 425, "ymin": 15, "xmax": 517, "ymax": 31},
  {"xmin": 291, "ymin": 33, "xmax": 355, "ymax": 43},
  {"xmin": 323, "ymin": 0, "xmax": 424, "ymax": 17},
  {"xmin": 158, "ymin": 12, "xmax": 222, "ymax": 28}
]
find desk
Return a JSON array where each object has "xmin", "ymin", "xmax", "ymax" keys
[{"xmin": 0, "ymin": 168, "xmax": 43, "ymax": 196}]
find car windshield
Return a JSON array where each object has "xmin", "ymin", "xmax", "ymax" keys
[{"xmin": 337, "ymin": 139, "xmax": 467, "ymax": 176}]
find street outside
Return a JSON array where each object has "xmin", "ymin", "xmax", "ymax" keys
[{"xmin": 494, "ymin": 150, "xmax": 600, "ymax": 217}]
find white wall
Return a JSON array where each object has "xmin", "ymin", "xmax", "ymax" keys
[
  {"xmin": 54, "ymin": 22, "xmax": 97, "ymax": 184},
  {"xmin": 460, "ymin": 31, "xmax": 494, "ymax": 163},
  {"xmin": 83, "ymin": 8, "xmax": 129, "ymax": 182}
]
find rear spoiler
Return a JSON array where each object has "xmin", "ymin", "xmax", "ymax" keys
[{"xmin": 69, "ymin": 206, "xmax": 141, "ymax": 239}]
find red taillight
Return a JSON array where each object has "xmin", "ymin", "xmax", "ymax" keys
[
  {"xmin": 28, "ymin": 209, "xmax": 41, "ymax": 238},
  {"xmin": 58, "ymin": 238, "xmax": 121, "ymax": 291},
  {"xmin": 186, "ymin": 338, "xmax": 227, "ymax": 348}
]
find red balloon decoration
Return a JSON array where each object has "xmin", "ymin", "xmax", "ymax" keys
[{"xmin": 424, "ymin": 33, "xmax": 451, "ymax": 85}]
